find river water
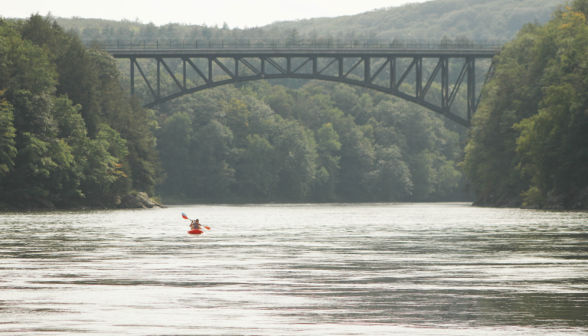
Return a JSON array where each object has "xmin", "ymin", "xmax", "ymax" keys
[{"xmin": 1, "ymin": 203, "xmax": 587, "ymax": 335}]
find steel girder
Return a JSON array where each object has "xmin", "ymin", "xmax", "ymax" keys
[{"xmin": 114, "ymin": 49, "xmax": 497, "ymax": 127}]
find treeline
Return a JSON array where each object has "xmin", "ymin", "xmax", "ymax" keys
[
  {"xmin": 48, "ymin": 0, "xmax": 562, "ymax": 42},
  {"xmin": 154, "ymin": 80, "xmax": 466, "ymax": 203},
  {"xmin": 9, "ymin": 0, "xmax": 583, "ymax": 207},
  {"xmin": 0, "ymin": 15, "xmax": 161, "ymax": 208},
  {"xmin": 462, "ymin": 0, "xmax": 588, "ymax": 209},
  {"xmin": 268, "ymin": 0, "xmax": 562, "ymax": 40}
]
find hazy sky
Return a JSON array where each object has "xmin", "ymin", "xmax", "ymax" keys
[{"xmin": 5, "ymin": 0, "xmax": 431, "ymax": 28}]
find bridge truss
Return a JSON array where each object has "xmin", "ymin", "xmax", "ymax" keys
[{"xmin": 110, "ymin": 49, "xmax": 498, "ymax": 127}]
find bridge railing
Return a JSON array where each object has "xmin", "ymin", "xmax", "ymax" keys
[{"xmin": 84, "ymin": 39, "xmax": 504, "ymax": 50}]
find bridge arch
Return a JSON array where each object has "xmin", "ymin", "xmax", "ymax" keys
[{"xmin": 107, "ymin": 45, "xmax": 498, "ymax": 127}]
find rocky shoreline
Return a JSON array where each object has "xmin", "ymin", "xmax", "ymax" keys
[{"xmin": 0, "ymin": 192, "xmax": 166, "ymax": 211}]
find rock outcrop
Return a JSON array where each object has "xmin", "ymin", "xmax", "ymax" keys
[{"xmin": 118, "ymin": 192, "xmax": 166, "ymax": 209}]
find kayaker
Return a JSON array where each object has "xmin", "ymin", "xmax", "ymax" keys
[{"xmin": 190, "ymin": 219, "xmax": 201, "ymax": 230}]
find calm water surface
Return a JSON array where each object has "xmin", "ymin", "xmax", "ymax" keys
[{"xmin": 1, "ymin": 203, "xmax": 587, "ymax": 335}]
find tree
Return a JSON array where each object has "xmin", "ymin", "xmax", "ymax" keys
[
  {"xmin": 366, "ymin": 145, "xmax": 413, "ymax": 201},
  {"xmin": 313, "ymin": 123, "xmax": 341, "ymax": 201},
  {"xmin": 236, "ymin": 134, "xmax": 278, "ymax": 199},
  {"xmin": 157, "ymin": 112, "xmax": 193, "ymax": 198},
  {"xmin": 0, "ymin": 16, "xmax": 162, "ymax": 207},
  {"xmin": 0, "ymin": 94, "xmax": 16, "ymax": 179},
  {"xmin": 463, "ymin": 1, "xmax": 588, "ymax": 208}
]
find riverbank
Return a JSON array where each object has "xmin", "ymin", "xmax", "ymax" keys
[
  {"xmin": 473, "ymin": 187, "xmax": 588, "ymax": 210},
  {"xmin": 0, "ymin": 192, "xmax": 166, "ymax": 211}
]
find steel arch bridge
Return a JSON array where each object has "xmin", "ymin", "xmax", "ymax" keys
[{"xmin": 105, "ymin": 41, "xmax": 499, "ymax": 127}]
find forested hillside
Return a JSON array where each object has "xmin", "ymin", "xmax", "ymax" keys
[
  {"xmin": 0, "ymin": 16, "xmax": 161, "ymax": 209},
  {"xmin": 46, "ymin": 0, "xmax": 562, "ymax": 41},
  {"xmin": 3, "ymin": 0, "xmax": 580, "ymax": 207},
  {"xmin": 152, "ymin": 81, "xmax": 463, "ymax": 203},
  {"xmin": 462, "ymin": 0, "xmax": 588, "ymax": 209},
  {"xmin": 266, "ymin": 0, "xmax": 562, "ymax": 40}
]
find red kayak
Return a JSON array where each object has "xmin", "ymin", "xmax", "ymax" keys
[{"xmin": 188, "ymin": 229, "xmax": 205, "ymax": 235}]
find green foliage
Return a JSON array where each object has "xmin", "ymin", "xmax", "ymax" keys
[
  {"xmin": 236, "ymin": 134, "xmax": 278, "ymax": 199},
  {"xmin": 49, "ymin": 0, "xmax": 561, "ymax": 42},
  {"xmin": 313, "ymin": 123, "xmax": 341, "ymax": 201},
  {"xmin": 151, "ymin": 75, "xmax": 465, "ymax": 203},
  {"xmin": 157, "ymin": 112, "xmax": 193, "ymax": 197},
  {"xmin": 0, "ymin": 16, "xmax": 161, "ymax": 207},
  {"xmin": 0, "ymin": 93, "xmax": 16, "ymax": 178},
  {"xmin": 463, "ymin": 0, "xmax": 588, "ymax": 208},
  {"xmin": 368, "ymin": 145, "xmax": 413, "ymax": 201}
]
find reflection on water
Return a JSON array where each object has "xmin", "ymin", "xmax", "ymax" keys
[{"xmin": 1, "ymin": 203, "xmax": 587, "ymax": 335}]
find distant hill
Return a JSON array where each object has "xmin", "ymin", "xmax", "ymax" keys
[
  {"xmin": 32, "ymin": 0, "xmax": 564, "ymax": 41},
  {"xmin": 265, "ymin": 0, "xmax": 565, "ymax": 40}
]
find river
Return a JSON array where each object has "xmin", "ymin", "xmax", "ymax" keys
[{"xmin": 1, "ymin": 203, "xmax": 587, "ymax": 335}]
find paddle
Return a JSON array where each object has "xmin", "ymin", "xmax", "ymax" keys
[{"xmin": 182, "ymin": 213, "xmax": 211, "ymax": 230}]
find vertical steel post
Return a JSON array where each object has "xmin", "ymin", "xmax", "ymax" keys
[
  {"xmin": 235, "ymin": 57, "xmax": 239, "ymax": 77},
  {"xmin": 208, "ymin": 58, "xmax": 213, "ymax": 83},
  {"xmin": 442, "ymin": 57, "xmax": 449, "ymax": 109},
  {"xmin": 130, "ymin": 58, "xmax": 135, "ymax": 95},
  {"xmin": 182, "ymin": 58, "xmax": 186, "ymax": 90},
  {"xmin": 416, "ymin": 57, "xmax": 422, "ymax": 98},
  {"xmin": 287, "ymin": 57, "xmax": 291, "ymax": 74},
  {"xmin": 364, "ymin": 57, "xmax": 370, "ymax": 84},
  {"xmin": 313, "ymin": 57, "xmax": 317, "ymax": 75},
  {"xmin": 338, "ymin": 57, "xmax": 343, "ymax": 79},
  {"xmin": 157, "ymin": 58, "xmax": 160, "ymax": 99},
  {"xmin": 390, "ymin": 57, "xmax": 396, "ymax": 90},
  {"xmin": 467, "ymin": 57, "xmax": 476, "ymax": 122}
]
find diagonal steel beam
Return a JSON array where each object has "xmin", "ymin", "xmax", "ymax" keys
[
  {"xmin": 475, "ymin": 60, "xmax": 495, "ymax": 111},
  {"xmin": 421, "ymin": 58, "xmax": 443, "ymax": 99},
  {"xmin": 370, "ymin": 58, "xmax": 390, "ymax": 83},
  {"xmin": 344, "ymin": 58, "xmax": 364, "ymax": 78},
  {"xmin": 184, "ymin": 58, "xmax": 210, "ymax": 84},
  {"xmin": 447, "ymin": 60, "xmax": 468, "ymax": 109},
  {"xmin": 158, "ymin": 58, "xmax": 184, "ymax": 92},
  {"xmin": 318, "ymin": 58, "xmax": 338, "ymax": 75},
  {"xmin": 265, "ymin": 57, "xmax": 286, "ymax": 74},
  {"xmin": 239, "ymin": 57, "xmax": 261, "ymax": 75},
  {"xmin": 292, "ymin": 58, "xmax": 312, "ymax": 73},
  {"xmin": 395, "ymin": 58, "xmax": 417, "ymax": 88},
  {"xmin": 213, "ymin": 58, "xmax": 235, "ymax": 78},
  {"xmin": 134, "ymin": 59, "xmax": 156, "ymax": 99}
]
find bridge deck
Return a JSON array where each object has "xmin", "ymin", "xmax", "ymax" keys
[{"xmin": 108, "ymin": 48, "xmax": 498, "ymax": 58}]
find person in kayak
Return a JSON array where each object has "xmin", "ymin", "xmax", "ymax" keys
[{"xmin": 190, "ymin": 219, "xmax": 202, "ymax": 231}]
